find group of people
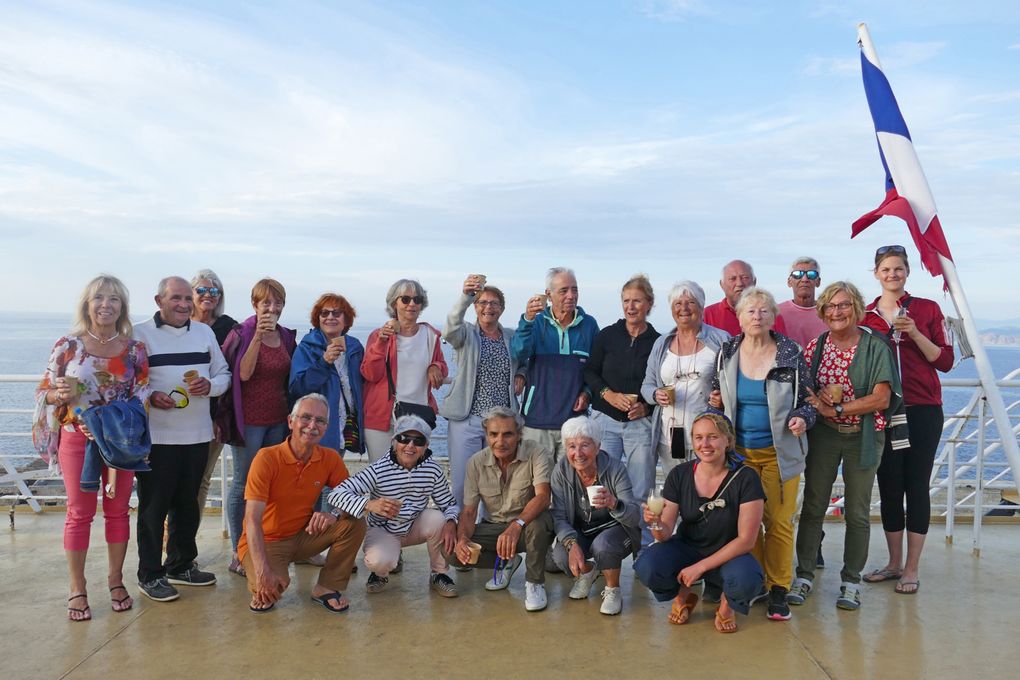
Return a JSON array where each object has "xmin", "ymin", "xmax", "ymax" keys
[{"xmin": 33, "ymin": 248, "xmax": 953, "ymax": 631}]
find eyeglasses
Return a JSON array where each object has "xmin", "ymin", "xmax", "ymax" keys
[
  {"xmin": 876, "ymin": 245, "xmax": 907, "ymax": 257},
  {"xmin": 319, "ymin": 309, "xmax": 343, "ymax": 318},
  {"xmin": 296, "ymin": 414, "xmax": 328, "ymax": 426},
  {"xmin": 790, "ymin": 270, "xmax": 819, "ymax": 280},
  {"xmin": 398, "ymin": 295, "xmax": 424, "ymax": 305},
  {"xmin": 824, "ymin": 302, "xmax": 854, "ymax": 312},
  {"xmin": 475, "ymin": 300, "xmax": 502, "ymax": 307},
  {"xmin": 194, "ymin": 286, "xmax": 221, "ymax": 297},
  {"xmin": 395, "ymin": 433, "xmax": 428, "ymax": 447}
]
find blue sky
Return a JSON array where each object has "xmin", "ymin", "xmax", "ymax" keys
[{"xmin": 2, "ymin": 0, "xmax": 1018, "ymax": 329}]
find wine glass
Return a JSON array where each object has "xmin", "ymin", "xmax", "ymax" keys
[{"xmin": 647, "ymin": 488, "xmax": 665, "ymax": 531}]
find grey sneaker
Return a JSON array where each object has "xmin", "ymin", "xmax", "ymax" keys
[
  {"xmin": 485, "ymin": 554, "xmax": 523, "ymax": 591},
  {"xmin": 836, "ymin": 582, "xmax": 861, "ymax": 611},
  {"xmin": 524, "ymin": 581, "xmax": 548, "ymax": 611},
  {"xmin": 787, "ymin": 577, "xmax": 813, "ymax": 606},
  {"xmin": 138, "ymin": 577, "xmax": 180, "ymax": 602},
  {"xmin": 366, "ymin": 572, "xmax": 389, "ymax": 593},
  {"xmin": 568, "ymin": 566, "xmax": 601, "ymax": 600},
  {"xmin": 429, "ymin": 572, "xmax": 458, "ymax": 598},
  {"xmin": 166, "ymin": 564, "xmax": 216, "ymax": 586}
]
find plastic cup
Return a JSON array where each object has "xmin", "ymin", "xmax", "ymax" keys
[
  {"xmin": 827, "ymin": 384, "xmax": 844, "ymax": 403},
  {"xmin": 183, "ymin": 369, "xmax": 199, "ymax": 382},
  {"xmin": 467, "ymin": 541, "xmax": 482, "ymax": 564},
  {"xmin": 587, "ymin": 485, "xmax": 606, "ymax": 506},
  {"xmin": 535, "ymin": 294, "xmax": 549, "ymax": 307},
  {"xmin": 61, "ymin": 375, "xmax": 78, "ymax": 397},
  {"xmin": 663, "ymin": 385, "xmax": 676, "ymax": 404},
  {"xmin": 331, "ymin": 336, "xmax": 346, "ymax": 352},
  {"xmin": 473, "ymin": 274, "xmax": 487, "ymax": 290}
]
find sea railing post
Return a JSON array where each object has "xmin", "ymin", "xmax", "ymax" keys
[{"xmin": 973, "ymin": 396, "xmax": 987, "ymax": 557}]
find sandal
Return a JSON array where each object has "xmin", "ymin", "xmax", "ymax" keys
[
  {"xmin": 311, "ymin": 590, "xmax": 350, "ymax": 614},
  {"xmin": 249, "ymin": 599, "xmax": 276, "ymax": 613},
  {"xmin": 228, "ymin": 557, "xmax": 247, "ymax": 578},
  {"xmin": 714, "ymin": 606, "xmax": 738, "ymax": 633},
  {"xmin": 110, "ymin": 585, "xmax": 133, "ymax": 612},
  {"xmin": 895, "ymin": 579, "xmax": 920, "ymax": 595},
  {"xmin": 668, "ymin": 591, "xmax": 699, "ymax": 625},
  {"xmin": 68, "ymin": 593, "xmax": 92, "ymax": 622},
  {"xmin": 863, "ymin": 568, "xmax": 903, "ymax": 583}
]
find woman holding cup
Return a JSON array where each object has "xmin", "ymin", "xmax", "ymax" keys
[
  {"xmin": 361, "ymin": 279, "xmax": 448, "ymax": 463},
  {"xmin": 289, "ymin": 293, "xmax": 365, "ymax": 456},
  {"xmin": 860, "ymin": 246, "xmax": 953, "ymax": 594},
  {"xmin": 219, "ymin": 278, "xmax": 296, "ymax": 576},
  {"xmin": 33, "ymin": 274, "xmax": 151, "ymax": 620},
  {"xmin": 549, "ymin": 416, "xmax": 641, "ymax": 615}
]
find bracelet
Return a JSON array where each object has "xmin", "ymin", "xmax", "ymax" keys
[
  {"xmin": 599, "ymin": 387, "xmax": 609, "ymax": 398},
  {"xmin": 562, "ymin": 537, "xmax": 577, "ymax": 551}
]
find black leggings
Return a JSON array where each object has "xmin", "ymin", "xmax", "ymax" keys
[{"xmin": 877, "ymin": 404, "xmax": 943, "ymax": 534}]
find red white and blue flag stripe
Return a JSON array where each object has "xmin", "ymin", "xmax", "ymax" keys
[{"xmin": 851, "ymin": 25, "xmax": 954, "ymax": 281}]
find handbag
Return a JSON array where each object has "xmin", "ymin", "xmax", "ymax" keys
[
  {"xmin": 339, "ymin": 387, "xmax": 362, "ymax": 451},
  {"xmin": 385, "ymin": 339, "xmax": 437, "ymax": 429}
]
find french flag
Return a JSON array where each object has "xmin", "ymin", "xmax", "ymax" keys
[{"xmin": 851, "ymin": 24, "xmax": 954, "ymax": 281}]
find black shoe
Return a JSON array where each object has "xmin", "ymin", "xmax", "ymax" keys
[
  {"xmin": 138, "ymin": 577, "xmax": 180, "ymax": 602},
  {"xmin": 766, "ymin": 586, "xmax": 791, "ymax": 621},
  {"xmin": 817, "ymin": 530, "xmax": 825, "ymax": 569},
  {"xmin": 166, "ymin": 564, "xmax": 216, "ymax": 586},
  {"xmin": 366, "ymin": 572, "xmax": 389, "ymax": 593},
  {"xmin": 391, "ymin": 552, "xmax": 404, "ymax": 574}
]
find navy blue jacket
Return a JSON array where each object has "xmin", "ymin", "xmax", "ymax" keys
[{"xmin": 289, "ymin": 328, "xmax": 365, "ymax": 453}]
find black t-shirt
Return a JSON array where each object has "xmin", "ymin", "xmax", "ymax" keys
[{"xmin": 662, "ymin": 461, "xmax": 765, "ymax": 555}]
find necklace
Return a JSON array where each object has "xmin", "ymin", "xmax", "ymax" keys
[{"xmin": 86, "ymin": 329, "xmax": 120, "ymax": 344}]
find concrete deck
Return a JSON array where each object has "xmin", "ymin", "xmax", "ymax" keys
[{"xmin": 2, "ymin": 511, "xmax": 1017, "ymax": 680}]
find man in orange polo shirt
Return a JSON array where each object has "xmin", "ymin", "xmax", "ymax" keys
[{"xmin": 239, "ymin": 393, "xmax": 366, "ymax": 613}]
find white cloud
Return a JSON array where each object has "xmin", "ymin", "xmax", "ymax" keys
[{"xmin": 636, "ymin": 0, "xmax": 708, "ymax": 22}]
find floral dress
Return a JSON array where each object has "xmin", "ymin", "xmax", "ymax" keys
[{"xmin": 33, "ymin": 335, "xmax": 151, "ymax": 465}]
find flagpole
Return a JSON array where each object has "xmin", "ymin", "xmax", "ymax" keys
[{"xmin": 937, "ymin": 254, "xmax": 1020, "ymax": 496}]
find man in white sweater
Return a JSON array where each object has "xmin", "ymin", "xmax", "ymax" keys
[{"xmin": 133, "ymin": 276, "xmax": 231, "ymax": 602}]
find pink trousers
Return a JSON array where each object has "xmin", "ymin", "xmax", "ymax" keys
[
  {"xmin": 59, "ymin": 429, "xmax": 134, "ymax": 551},
  {"xmin": 362, "ymin": 509, "xmax": 450, "ymax": 576}
]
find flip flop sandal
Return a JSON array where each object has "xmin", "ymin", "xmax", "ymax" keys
[
  {"xmin": 668, "ymin": 592, "xmax": 699, "ymax": 625},
  {"xmin": 895, "ymin": 580, "xmax": 920, "ymax": 595},
  {"xmin": 110, "ymin": 585, "xmax": 133, "ymax": 612},
  {"xmin": 863, "ymin": 568, "xmax": 903, "ymax": 583},
  {"xmin": 68, "ymin": 594, "xmax": 92, "ymax": 622},
  {"xmin": 311, "ymin": 590, "xmax": 350, "ymax": 614},
  {"xmin": 249, "ymin": 600, "xmax": 276, "ymax": 613},
  {"xmin": 714, "ymin": 607, "xmax": 738, "ymax": 633}
]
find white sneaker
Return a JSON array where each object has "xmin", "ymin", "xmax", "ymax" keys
[
  {"xmin": 484, "ymin": 554, "xmax": 523, "ymax": 591},
  {"xmin": 524, "ymin": 582, "xmax": 548, "ymax": 612},
  {"xmin": 600, "ymin": 586, "xmax": 622, "ymax": 615},
  {"xmin": 569, "ymin": 566, "xmax": 601, "ymax": 600}
]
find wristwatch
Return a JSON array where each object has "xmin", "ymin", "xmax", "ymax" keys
[
  {"xmin": 514, "ymin": 518, "xmax": 526, "ymax": 529},
  {"xmin": 834, "ymin": 404, "xmax": 845, "ymax": 417},
  {"xmin": 329, "ymin": 506, "xmax": 343, "ymax": 518}
]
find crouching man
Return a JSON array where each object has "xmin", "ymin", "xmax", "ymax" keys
[{"xmin": 239, "ymin": 393, "xmax": 366, "ymax": 613}]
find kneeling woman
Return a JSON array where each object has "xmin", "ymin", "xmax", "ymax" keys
[
  {"xmin": 634, "ymin": 412, "xmax": 764, "ymax": 633},
  {"xmin": 550, "ymin": 416, "xmax": 641, "ymax": 616}
]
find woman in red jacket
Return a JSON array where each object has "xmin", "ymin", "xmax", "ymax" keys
[
  {"xmin": 861, "ymin": 246, "xmax": 953, "ymax": 595},
  {"xmin": 361, "ymin": 279, "xmax": 448, "ymax": 463}
]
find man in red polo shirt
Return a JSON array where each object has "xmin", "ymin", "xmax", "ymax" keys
[
  {"xmin": 703, "ymin": 260, "xmax": 787, "ymax": 336},
  {"xmin": 239, "ymin": 393, "xmax": 366, "ymax": 613}
]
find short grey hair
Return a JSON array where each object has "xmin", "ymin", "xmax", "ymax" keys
[
  {"xmin": 385, "ymin": 278, "xmax": 428, "ymax": 319},
  {"xmin": 667, "ymin": 280, "xmax": 706, "ymax": 310},
  {"xmin": 734, "ymin": 286, "xmax": 779, "ymax": 318},
  {"xmin": 157, "ymin": 276, "xmax": 190, "ymax": 299},
  {"xmin": 190, "ymin": 269, "xmax": 226, "ymax": 317},
  {"xmin": 545, "ymin": 267, "xmax": 575, "ymax": 292},
  {"xmin": 561, "ymin": 415, "xmax": 603, "ymax": 449},
  {"xmin": 790, "ymin": 256, "xmax": 820, "ymax": 273},
  {"xmin": 481, "ymin": 405, "xmax": 523, "ymax": 432},
  {"xmin": 290, "ymin": 393, "xmax": 330, "ymax": 419}
]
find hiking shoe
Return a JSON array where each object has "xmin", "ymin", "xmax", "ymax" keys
[
  {"xmin": 485, "ymin": 554, "xmax": 523, "ymax": 591},
  {"xmin": 568, "ymin": 566, "xmax": 601, "ymax": 600},
  {"xmin": 787, "ymin": 577, "xmax": 813, "ymax": 606},
  {"xmin": 836, "ymin": 582, "xmax": 861, "ymax": 611},
  {"xmin": 138, "ymin": 577, "xmax": 180, "ymax": 602},
  {"xmin": 391, "ymin": 552, "xmax": 404, "ymax": 574},
  {"xmin": 703, "ymin": 581, "xmax": 723, "ymax": 604},
  {"xmin": 524, "ymin": 582, "xmax": 547, "ymax": 611},
  {"xmin": 749, "ymin": 584, "xmax": 769, "ymax": 606},
  {"xmin": 600, "ymin": 586, "xmax": 622, "ymax": 615},
  {"xmin": 429, "ymin": 572, "xmax": 458, "ymax": 598},
  {"xmin": 766, "ymin": 585, "xmax": 792, "ymax": 620},
  {"xmin": 166, "ymin": 564, "xmax": 216, "ymax": 586},
  {"xmin": 366, "ymin": 572, "xmax": 389, "ymax": 594}
]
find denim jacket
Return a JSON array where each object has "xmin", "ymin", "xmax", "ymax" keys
[{"xmin": 78, "ymin": 397, "xmax": 151, "ymax": 492}]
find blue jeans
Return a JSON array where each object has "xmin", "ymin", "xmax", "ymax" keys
[
  {"xmin": 447, "ymin": 415, "xmax": 486, "ymax": 508},
  {"xmin": 634, "ymin": 537, "xmax": 763, "ymax": 615},
  {"xmin": 228, "ymin": 422, "xmax": 288, "ymax": 551}
]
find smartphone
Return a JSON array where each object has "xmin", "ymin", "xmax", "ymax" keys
[{"xmin": 670, "ymin": 426, "xmax": 687, "ymax": 460}]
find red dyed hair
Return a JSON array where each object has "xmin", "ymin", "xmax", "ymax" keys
[{"xmin": 310, "ymin": 293, "xmax": 357, "ymax": 334}]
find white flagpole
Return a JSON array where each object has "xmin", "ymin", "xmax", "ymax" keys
[{"xmin": 938, "ymin": 254, "xmax": 1020, "ymax": 497}]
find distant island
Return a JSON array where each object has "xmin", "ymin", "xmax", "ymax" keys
[{"xmin": 980, "ymin": 327, "xmax": 1020, "ymax": 347}]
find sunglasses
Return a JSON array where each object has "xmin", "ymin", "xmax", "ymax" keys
[
  {"xmin": 398, "ymin": 295, "xmax": 424, "ymax": 305},
  {"xmin": 319, "ymin": 309, "xmax": 344, "ymax": 318},
  {"xmin": 169, "ymin": 387, "xmax": 190, "ymax": 409},
  {"xmin": 194, "ymin": 286, "xmax": 221, "ymax": 297},
  {"xmin": 395, "ymin": 433, "xmax": 428, "ymax": 447},
  {"xmin": 876, "ymin": 245, "xmax": 907, "ymax": 257},
  {"xmin": 790, "ymin": 270, "xmax": 819, "ymax": 280}
]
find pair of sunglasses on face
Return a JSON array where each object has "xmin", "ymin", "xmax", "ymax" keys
[
  {"xmin": 789, "ymin": 270, "xmax": 819, "ymax": 280},
  {"xmin": 395, "ymin": 433, "xmax": 428, "ymax": 447},
  {"xmin": 194, "ymin": 286, "xmax": 221, "ymax": 297},
  {"xmin": 398, "ymin": 295, "xmax": 424, "ymax": 305}
]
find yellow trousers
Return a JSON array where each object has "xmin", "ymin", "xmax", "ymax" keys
[{"xmin": 738, "ymin": 446, "xmax": 801, "ymax": 591}]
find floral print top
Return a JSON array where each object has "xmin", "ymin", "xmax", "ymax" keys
[
  {"xmin": 33, "ymin": 335, "xmax": 151, "ymax": 459},
  {"xmin": 804, "ymin": 335, "xmax": 886, "ymax": 431}
]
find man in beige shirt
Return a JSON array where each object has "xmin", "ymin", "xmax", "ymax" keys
[{"xmin": 453, "ymin": 406, "xmax": 554, "ymax": 611}]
